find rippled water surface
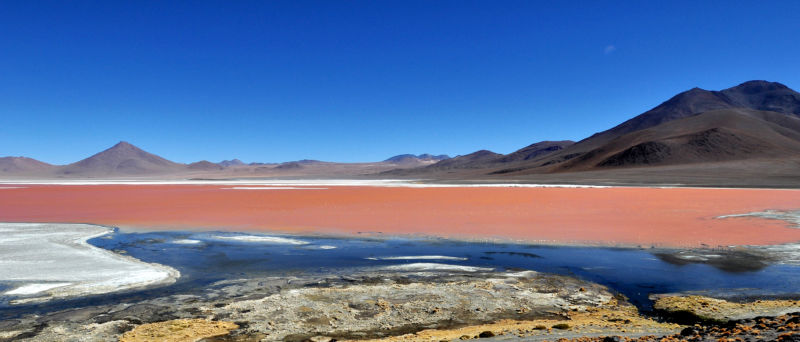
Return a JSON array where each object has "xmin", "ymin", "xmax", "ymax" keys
[
  {"xmin": 99, "ymin": 231, "xmax": 800, "ymax": 305},
  {"xmin": 3, "ymin": 229, "xmax": 799, "ymax": 318}
]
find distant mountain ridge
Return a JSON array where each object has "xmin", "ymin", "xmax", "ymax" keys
[
  {"xmin": 583, "ymin": 80, "xmax": 800, "ymax": 149},
  {"xmin": 389, "ymin": 80, "xmax": 800, "ymax": 182},
  {"xmin": 4, "ymin": 80, "xmax": 800, "ymax": 185},
  {"xmin": 0, "ymin": 142, "xmax": 450, "ymax": 178},
  {"xmin": 418, "ymin": 150, "xmax": 503, "ymax": 171},
  {"xmin": 384, "ymin": 141, "xmax": 574, "ymax": 175},
  {"xmin": 218, "ymin": 159, "xmax": 245, "ymax": 167},
  {"xmin": 514, "ymin": 80, "xmax": 800, "ymax": 173},
  {"xmin": 384, "ymin": 154, "xmax": 450, "ymax": 163},
  {"xmin": 188, "ymin": 160, "xmax": 224, "ymax": 171}
]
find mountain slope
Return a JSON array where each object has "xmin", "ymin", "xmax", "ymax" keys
[
  {"xmin": 495, "ymin": 140, "xmax": 574, "ymax": 163},
  {"xmin": 588, "ymin": 81, "xmax": 800, "ymax": 149},
  {"xmin": 58, "ymin": 142, "xmax": 184, "ymax": 176},
  {"xmin": 419, "ymin": 150, "xmax": 502, "ymax": 171},
  {"xmin": 188, "ymin": 160, "xmax": 224, "ymax": 171},
  {"xmin": 0, "ymin": 157, "xmax": 55, "ymax": 175},
  {"xmin": 494, "ymin": 80, "xmax": 800, "ymax": 174},
  {"xmin": 384, "ymin": 141, "xmax": 574, "ymax": 176},
  {"xmin": 720, "ymin": 80, "xmax": 800, "ymax": 115},
  {"xmin": 552, "ymin": 108, "xmax": 800, "ymax": 171}
]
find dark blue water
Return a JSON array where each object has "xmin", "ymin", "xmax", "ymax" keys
[
  {"xmin": 90, "ymin": 230, "xmax": 800, "ymax": 310},
  {"xmin": 2, "ymin": 229, "xmax": 798, "ymax": 319}
]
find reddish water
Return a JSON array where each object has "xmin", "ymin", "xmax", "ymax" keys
[{"xmin": 2, "ymin": 185, "xmax": 800, "ymax": 247}]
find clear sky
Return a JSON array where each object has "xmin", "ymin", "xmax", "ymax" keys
[{"xmin": 1, "ymin": 1, "xmax": 799, "ymax": 164}]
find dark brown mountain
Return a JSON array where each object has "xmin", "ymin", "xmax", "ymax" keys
[
  {"xmin": 58, "ymin": 141, "xmax": 184, "ymax": 176},
  {"xmin": 494, "ymin": 140, "xmax": 574, "ymax": 163},
  {"xmin": 550, "ymin": 108, "xmax": 800, "ymax": 171},
  {"xmin": 384, "ymin": 150, "xmax": 502, "ymax": 175},
  {"xmin": 0, "ymin": 157, "xmax": 55, "ymax": 175},
  {"xmin": 383, "ymin": 141, "xmax": 573, "ymax": 176},
  {"xmin": 720, "ymin": 80, "xmax": 800, "ymax": 115},
  {"xmin": 552, "ymin": 81, "xmax": 800, "ymax": 156},
  {"xmin": 489, "ymin": 80, "xmax": 800, "ymax": 175},
  {"xmin": 425, "ymin": 150, "xmax": 502, "ymax": 170},
  {"xmin": 187, "ymin": 160, "xmax": 224, "ymax": 171}
]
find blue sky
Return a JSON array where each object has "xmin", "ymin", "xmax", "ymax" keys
[{"xmin": 1, "ymin": 1, "xmax": 799, "ymax": 164}]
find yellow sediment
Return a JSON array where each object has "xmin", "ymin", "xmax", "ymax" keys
[
  {"xmin": 119, "ymin": 319, "xmax": 238, "ymax": 342},
  {"xmin": 343, "ymin": 306, "xmax": 681, "ymax": 342}
]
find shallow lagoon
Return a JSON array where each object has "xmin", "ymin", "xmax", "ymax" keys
[{"xmin": 2, "ymin": 229, "xmax": 799, "ymax": 318}]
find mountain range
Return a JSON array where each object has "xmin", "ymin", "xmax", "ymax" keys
[
  {"xmin": 0, "ymin": 142, "xmax": 450, "ymax": 179},
  {"xmin": 3, "ymin": 80, "xmax": 800, "ymax": 186},
  {"xmin": 385, "ymin": 80, "xmax": 800, "ymax": 186}
]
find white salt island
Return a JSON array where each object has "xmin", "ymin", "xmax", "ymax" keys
[{"xmin": 0, "ymin": 223, "xmax": 179, "ymax": 305}]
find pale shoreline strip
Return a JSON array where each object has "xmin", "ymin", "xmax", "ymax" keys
[
  {"xmin": 366, "ymin": 255, "xmax": 468, "ymax": 261},
  {"xmin": 212, "ymin": 234, "xmax": 310, "ymax": 245},
  {"xmin": 382, "ymin": 263, "xmax": 493, "ymax": 272}
]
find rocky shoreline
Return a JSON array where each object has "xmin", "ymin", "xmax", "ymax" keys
[
  {"xmin": 1, "ymin": 223, "xmax": 799, "ymax": 342},
  {"xmin": 550, "ymin": 312, "xmax": 800, "ymax": 342},
  {"xmin": 0, "ymin": 268, "xmax": 676, "ymax": 342},
  {"xmin": 1, "ymin": 266, "xmax": 798, "ymax": 341}
]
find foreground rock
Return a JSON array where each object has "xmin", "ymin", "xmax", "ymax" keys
[
  {"xmin": 9, "ymin": 269, "xmax": 797, "ymax": 342},
  {"xmin": 0, "ymin": 269, "xmax": 678, "ymax": 342},
  {"xmin": 551, "ymin": 312, "xmax": 800, "ymax": 342},
  {"xmin": 653, "ymin": 295, "xmax": 800, "ymax": 323},
  {"xmin": 346, "ymin": 306, "xmax": 680, "ymax": 342},
  {"xmin": 213, "ymin": 270, "xmax": 676, "ymax": 341},
  {"xmin": 119, "ymin": 319, "xmax": 238, "ymax": 342}
]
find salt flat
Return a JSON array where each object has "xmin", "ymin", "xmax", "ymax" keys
[{"xmin": 0, "ymin": 223, "xmax": 179, "ymax": 304}]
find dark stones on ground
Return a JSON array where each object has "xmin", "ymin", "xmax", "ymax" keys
[
  {"xmin": 680, "ymin": 326, "xmax": 696, "ymax": 336},
  {"xmin": 37, "ymin": 306, "xmax": 108, "ymax": 323},
  {"xmin": 576, "ymin": 312, "xmax": 800, "ymax": 342},
  {"xmin": 478, "ymin": 330, "xmax": 495, "ymax": 338},
  {"xmin": 108, "ymin": 304, "xmax": 178, "ymax": 324}
]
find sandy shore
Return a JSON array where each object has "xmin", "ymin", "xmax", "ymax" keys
[
  {"xmin": 1, "ymin": 184, "xmax": 800, "ymax": 247},
  {"xmin": 0, "ymin": 223, "xmax": 179, "ymax": 304}
]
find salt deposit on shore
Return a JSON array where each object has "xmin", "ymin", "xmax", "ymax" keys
[
  {"xmin": 718, "ymin": 209, "xmax": 800, "ymax": 228},
  {"xmin": 172, "ymin": 239, "xmax": 203, "ymax": 244},
  {"xmin": 366, "ymin": 255, "xmax": 468, "ymax": 261},
  {"xmin": 212, "ymin": 234, "xmax": 309, "ymax": 245},
  {"xmin": 751, "ymin": 243, "xmax": 800, "ymax": 265},
  {"xmin": 382, "ymin": 263, "xmax": 493, "ymax": 272},
  {"xmin": 0, "ymin": 223, "xmax": 179, "ymax": 304}
]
